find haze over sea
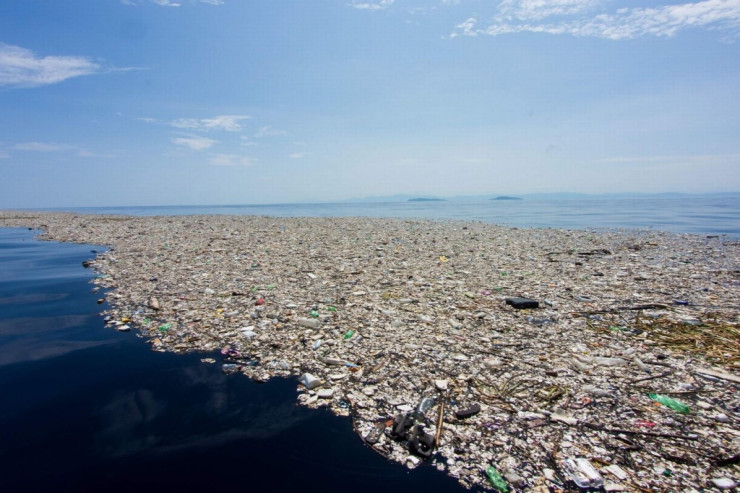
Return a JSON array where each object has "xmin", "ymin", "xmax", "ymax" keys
[{"xmin": 40, "ymin": 194, "xmax": 740, "ymax": 239}]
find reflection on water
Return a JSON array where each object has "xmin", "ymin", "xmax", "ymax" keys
[{"xmin": 0, "ymin": 228, "xmax": 470, "ymax": 492}]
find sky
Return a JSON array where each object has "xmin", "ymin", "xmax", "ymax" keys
[{"xmin": 1, "ymin": 0, "xmax": 739, "ymax": 207}]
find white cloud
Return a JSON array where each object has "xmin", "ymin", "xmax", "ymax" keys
[
  {"xmin": 0, "ymin": 151, "xmax": 10, "ymax": 159},
  {"xmin": 209, "ymin": 154, "xmax": 254, "ymax": 166},
  {"xmin": 498, "ymin": 0, "xmax": 598, "ymax": 20},
  {"xmin": 289, "ymin": 153, "xmax": 304, "ymax": 159},
  {"xmin": 153, "ymin": 0, "xmax": 181, "ymax": 6},
  {"xmin": 14, "ymin": 142, "xmax": 73, "ymax": 152},
  {"xmin": 254, "ymin": 125, "xmax": 286, "ymax": 138},
  {"xmin": 352, "ymin": 0, "xmax": 395, "ymax": 11},
  {"xmin": 172, "ymin": 136, "xmax": 216, "ymax": 150},
  {"xmin": 0, "ymin": 43, "xmax": 102, "ymax": 88},
  {"xmin": 140, "ymin": 115, "xmax": 250, "ymax": 131},
  {"xmin": 453, "ymin": 0, "xmax": 740, "ymax": 40},
  {"xmin": 168, "ymin": 115, "xmax": 250, "ymax": 131},
  {"xmin": 12, "ymin": 141, "xmax": 98, "ymax": 157}
]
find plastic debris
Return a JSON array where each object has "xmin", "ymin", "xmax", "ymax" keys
[
  {"xmin": 649, "ymin": 393, "xmax": 691, "ymax": 414},
  {"xmin": 299, "ymin": 373, "xmax": 322, "ymax": 390},
  {"xmin": 4, "ymin": 211, "xmax": 740, "ymax": 492},
  {"xmin": 484, "ymin": 466, "xmax": 509, "ymax": 492},
  {"xmin": 561, "ymin": 458, "xmax": 604, "ymax": 489},
  {"xmin": 455, "ymin": 403, "xmax": 481, "ymax": 419},
  {"xmin": 505, "ymin": 297, "xmax": 539, "ymax": 309}
]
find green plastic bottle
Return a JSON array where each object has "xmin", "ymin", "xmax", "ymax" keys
[
  {"xmin": 484, "ymin": 466, "xmax": 509, "ymax": 493},
  {"xmin": 648, "ymin": 393, "xmax": 690, "ymax": 414}
]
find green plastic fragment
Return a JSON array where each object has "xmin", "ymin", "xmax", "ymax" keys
[
  {"xmin": 158, "ymin": 323, "xmax": 172, "ymax": 332},
  {"xmin": 327, "ymin": 306, "xmax": 337, "ymax": 312},
  {"xmin": 648, "ymin": 393, "xmax": 690, "ymax": 414},
  {"xmin": 484, "ymin": 466, "xmax": 509, "ymax": 493},
  {"xmin": 310, "ymin": 310, "xmax": 319, "ymax": 318},
  {"xmin": 251, "ymin": 286, "xmax": 259, "ymax": 292},
  {"xmin": 266, "ymin": 284, "xmax": 276, "ymax": 290},
  {"xmin": 344, "ymin": 329, "xmax": 355, "ymax": 340}
]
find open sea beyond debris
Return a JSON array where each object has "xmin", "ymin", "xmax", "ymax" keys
[
  {"xmin": 45, "ymin": 194, "xmax": 740, "ymax": 238},
  {"xmin": 0, "ymin": 195, "xmax": 738, "ymax": 491}
]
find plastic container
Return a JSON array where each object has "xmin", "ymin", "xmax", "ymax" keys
[
  {"xmin": 484, "ymin": 466, "xmax": 509, "ymax": 492},
  {"xmin": 649, "ymin": 393, "xmax": 691, "ymax": 414},
  {"xmin": 561, "ymin": 458, "xmax": 604, "ymax": 489},
  {"xmin": 299, "ymin": 372, "xmax": 322, "ymax": 390}
]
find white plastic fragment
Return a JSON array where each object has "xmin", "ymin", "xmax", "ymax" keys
[
  {"xmin": 605, "ymin": 464, "xmax": 628, "ymax": 480},
  {"xmin": 317, "ymin": 388, "xmax": 334, "ymax": 399},
  {"xmin": 296, "ymin": 318, "xmax": 321, "ymax": 329},
  {"xmin": 551, "ymin": 410, "xmax": 578, "ymax": 426},
  {"xmin": 711, "ymin": 478, "xmax": 737, "ymax": 489},
  {"xmin": 299, "ymin": 373, "xmax": 322, "ymax": 390}
]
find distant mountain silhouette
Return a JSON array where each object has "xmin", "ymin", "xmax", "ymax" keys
[{"xmin": 491, "ymin": 196, "xmax": 522, "ymax": 200}]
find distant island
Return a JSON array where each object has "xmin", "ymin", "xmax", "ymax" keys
[
  {"xmin": 408, "ymin": 197, "xmax": 446, "ymax": 202},
  {"xmin": 491, "ymin": 196, "xmax": 523, "ymax": 200}
]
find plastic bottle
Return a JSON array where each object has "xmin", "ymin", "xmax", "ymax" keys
[
  {"xmin": 484, "ymin": 466, "xmax": 509, "ymax": 493},
  {"xmin": 416, "ymin": 396, "xmax": 437, "ymax": 414},
  {"xmin": 648, "ymin": 393, "xmax": 691, "ymax": 414},
  {"xmin": 561, "ymin": 458, "xmax": 604, "ymax": 489}
]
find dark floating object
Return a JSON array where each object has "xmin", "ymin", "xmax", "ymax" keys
[
  {"xmin": 82, "ymin": 260, "xmax": 93, "ymax": 268},
  {"xmin": 455, "ymin": 404, "xmax": 481, "ymax": 419},
  {"xmin": 505, "ymin": 297, "xmax": 539, "ymax": 309}
]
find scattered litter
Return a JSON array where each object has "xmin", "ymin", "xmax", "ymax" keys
[
  {"xmin": 505, "ymin": 297, "xmax": 539, "ymax": 309},
  {"xmin": 4, "ymin": 211, "xmax": 740, "ymax": 492}
]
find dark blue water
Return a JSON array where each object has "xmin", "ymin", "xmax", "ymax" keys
[
  {"xmin": 0, "ymin": 228, "xmax": 469, "ymax": 492},
  {"xmin": 41, "ymin": 194, "xmax": 740, "ymax": 238}
]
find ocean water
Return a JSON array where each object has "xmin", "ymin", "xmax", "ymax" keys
[
  {"xmin": 2, "ymin": 195, "xmax": 738, "ymax": 490},
  {"xmin": 0, "ymin": 228, "xmax": 469, "ymax": 492},
  {"xmin": 56, "ymin": 194, "xmax": 740, "ymax": 238}
]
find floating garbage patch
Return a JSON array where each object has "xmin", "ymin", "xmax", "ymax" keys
[{"xmin": 2, "ymin": 211, "xmax": 740, "ymax": 491}]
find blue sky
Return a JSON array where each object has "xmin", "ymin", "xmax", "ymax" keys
[{"xmin": 1, "ymin": 0, "xmax": 739, "ymax": 207}]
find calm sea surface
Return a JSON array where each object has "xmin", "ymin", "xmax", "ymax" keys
[
  {"xmin": 0, "ymin": 228, "xmax": 468, "ymax": 492},
  {"xmin": 52, "ymin": 195, "xmax": 740, "ymax": 238}
]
